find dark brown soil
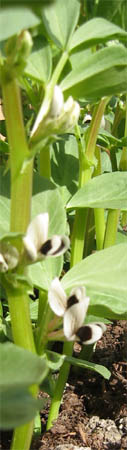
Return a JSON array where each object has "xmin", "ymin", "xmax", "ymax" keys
[{"xmin": 1, "ymin": 321, "xmax": 127, "ymax": 450}]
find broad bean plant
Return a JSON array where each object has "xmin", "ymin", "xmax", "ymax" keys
[{"xmin": 0, "ymin": 1, "xmax": 127, "ymax": 449}]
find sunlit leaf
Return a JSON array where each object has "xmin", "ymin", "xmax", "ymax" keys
[
  {"xmin": 67, "ymin": 172, "xmax": 127, "ymax": 210},
  {"xmin": 62, "ymin": 244, "xmax": 127, "ymax": 319},
  {"xmin": 70, "ymin": 18, "xmax": 127, "ymax": 52},
  {"xmin": 42, "ymin": 0, "xmax": 80, "ymax": 49},
  {"xmin": 61, "ymin": 45, "xmax": 127, "ymax": 101}
]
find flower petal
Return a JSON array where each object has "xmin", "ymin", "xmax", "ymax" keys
[
  {"xmin": 23, "ymin": 213, "xmax": 49, "ymax": 260},
  {"xmin": 48, "ymin": 277, "xmax": 67, "ymax": 316},
  {"xmin": 0, "ymin": 253, "xmax": 8, "ymax": 272},
  {"xmin": 4, "ymin": 246, "xmax": 19, "ymax": 270},
  {"xmin": 64, "ymin": 290, "xmax": 90, "ymax": 340},
  {"xmin": 76, "ymin": 322, "xmax": 106, "ymax": 345},
  {"xmin": 40, "ymin": 235, "xmax": 69, "ymax": 257},
  {"xmin": 49, "ymin": 85, "xmax": 64, "ymax": 118}
]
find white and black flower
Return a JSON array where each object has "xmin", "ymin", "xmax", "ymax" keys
[
  {"xmin": 48, "ymin": 278, "xmax": 90, "ymax": 340},
  {"xmin": 23, "ymin": 213, "xmax": 69, "ymax": 262},
  {"xmin": 48, "ymin": 278, "xmax": 106, "ymax": 344}
]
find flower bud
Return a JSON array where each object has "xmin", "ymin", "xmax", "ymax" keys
[{"xmin": 49, "ymin": 85, "xmax": 64, "ymax": 118}]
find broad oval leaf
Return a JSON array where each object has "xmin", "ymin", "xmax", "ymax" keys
[
  {"xmin": 61, "ymin": 45, "xmax": 127, "ymax": 101},
  {"xmin": 0, "ymin": 7, "xmax": 40, "ymax": 42},
  {"xmin": 0, "ymin": 342, "xmax": 48, "ymax": 387},
  {"xmin": 0, "ymin": 387, "xmax": 44, "ymax": 429},
  {"xmin": 70, "ymin": 18, "xmax": 127, "ymax": 52},
  {"xmin": 67, "ymin": 172, "xmax": 127, "ymax": 210},
  {"xmin": 42, "ymin": 0, "xmax": 80, "ymax": 50},
  {"xmin": 62, "ymin": 244, "xmax": 127, "ymax": 319},
  {"xmin": 25, "ymin": 35, "xmax": 52, "ymax": 83}
]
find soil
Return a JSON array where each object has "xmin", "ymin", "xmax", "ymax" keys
[{"xmin": 1, "ymin": 320, "xmax": 127, "ymax": 450}]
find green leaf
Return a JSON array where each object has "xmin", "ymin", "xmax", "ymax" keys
[
  {"xmin": 28, "ymin": 256, "xmax": 63, "ymax": 291},
  {"xmin": 46, "ymin": 350, "xmax": 111, "ymax": 379},
  {"xmin": 0, "ymin": 342, "xmax": 48, "ymax": 387},
  {"xmin": 24, "ymin": 35, "xmax": 52, "ymax": 83},
  {"xmin": 61, "ymin": 45, "xmax": 127, "ymax": 101},
  {"xmin": 62, "ymin": 244, "xmax": 127, "ymax": 319},
  {"xmin": 0, "ymin": 7, "xmax": 40, "ymax": 42},
  {"xmin": 116, "ymin": 230, "xmax": 127, "ymax": 244},
  {"xmin": 67, "ymin": 172, "xmax": 127, "ymax": 210},
  {"xmin": 66, "ymin": 355, "xmax": 111, "ymax": 380},
  {"xmin": 46, "ymin": 350, "xmax": 65, "ymax": 370},
  {"xmin": 0, "ymin": 387, "xmax": 44, "ymax": 429},
  {"xmin": 42, "ymin": 0, "xmax": 80, "ymax": 50},
  {"xmin": 32, "ymin": 178, "xmax": 67, "ymax": 236},
  {"xmin": 70, "ymin": 18, "xmax": 127, "ymax": 52},
  {"xmin": 51, "ymin": 134, "xmax": 79, "ymax": 205},
  {"xmin": 0, "ymin": 141, "xmax": 9, "ymax": 153}
]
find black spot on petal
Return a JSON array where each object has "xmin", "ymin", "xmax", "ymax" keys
[
  {"xmin": 67, "ymin": 295, "xmax": 78, "ymax": 309},
  {"xmin": 40, "ymin": 239, "xmax": 52, "ymax": 255},
  {"xmin": 76, "ymin": 325, "xmax": 92, "ymax": 343}
]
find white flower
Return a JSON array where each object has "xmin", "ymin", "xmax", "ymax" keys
[
  {"xmin": 62, "ymin": 96, "xmax": 80, "ymax": 130},
  {"xmin": 48, "ymin": 278, "xmax": 106, "ymax": 344},
  {"xmin": 0, "ymin": 245, "xmax": 19, "ymax": 272},
  {"xmin": 49, "ymin": 85, "xmax": 64, "ymax": 118},
  {"xmin": 23, "ymin": 213, "xmax": 69, "ymax": 262},
  {"xmin": 48, "ymin": 278, "xmax": 90, "ymax": 340},
  {"xmin": 76, "ymin": 322, "xmax": 106, "ymax": 345}
]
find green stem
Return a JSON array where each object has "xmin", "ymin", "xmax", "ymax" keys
[
  {"xmin": 11, "ymin": 421, "xmax": 34, "ymax": 450},
  {"xmin": 94, "ymin": 208, "xmax": 105, "ymax": 250},
  {"xmin": 2, "ymin": 76, "xmax": 37, "ymax": 450},
  {"xmin": 36, "ymin": 293, "xmax": 52, "ymax": 355},
  {"xmin": 85, "ymin": 98, "xmax": 109, "ymax": 161},
  {"xmin": 71, "ymin": 99, "xmax": 108, "ymax": 265},
  {"xmin": 93, "ymin": 147, "xmax": 105, "ymax": 250},
  {"xmin": 104, "ymin": 209, "xmax": 120, "ymax": 248},
  {"xmin": 39, "ymin": 145, "xmax": 51, "ymax": 179},
  {"xmin": 83, "ymin": 208, "xmax": 95, "ymax": 258},
  {"xmin": 46, "ymin": 341, "xmax": 73, "ymax": 430},
  {"xmin": 70, "ymin": 208, "xmax": 88, "ymax": 267},
  {"xmin": 2, "ymin": 78, "xmax": 33, "ymax": 234},
  {"xmin": 36, "ymin": 291, "xmax": 53, "ymax": 355}
]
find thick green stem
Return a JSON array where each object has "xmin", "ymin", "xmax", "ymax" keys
[
  {"xmin": 2, "ymin": 78, "xmax": 33, "ymax": 233},
  {"xmin": 46, "ymin": 341, "xmax": 73, "ymax": 430},
  {"xmin": 11, "ymin": 421, "xmax": 34, "ymax": 450},
  {"xmin": 39, "ymin": 145, "xmax": 51, "ymax": 179},
  {"xmin": 2, "ymin": 76, "xmax": 37, "ymax": 450},
  {"xmin": 104, "ymin": 209, "xmax": 120, "ymax": 248}
]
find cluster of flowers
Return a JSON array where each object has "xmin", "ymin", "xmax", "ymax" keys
[{"xmin": 0, "ymin": 213, "xmax": 106, "ymax": 345}]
